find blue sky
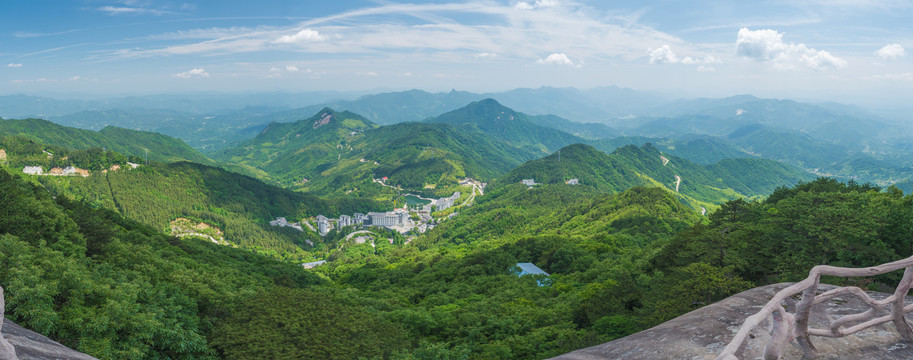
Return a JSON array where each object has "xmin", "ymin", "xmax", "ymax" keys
[{"xmin": 2, "ymin": 0, "xmax": 912, "ymax": 105}]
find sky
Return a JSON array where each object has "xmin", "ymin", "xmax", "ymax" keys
[{"xmin": 2, "ymin": 0, "xmax": 912, "ymax": 106}]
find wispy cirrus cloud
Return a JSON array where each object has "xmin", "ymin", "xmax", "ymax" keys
[
  {"xmin": 98, "ymin": 6, "xmax": 174, "ymax": 16},
  {"xmin": 97, "ymin": 1, "xmax": 695, "ymax": 67}
]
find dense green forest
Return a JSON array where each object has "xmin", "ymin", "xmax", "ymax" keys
[
  {"xmin": 0, "ymin": 167, "xmax": 331, "ymax": 358},
  {"xmin": 34, "ymin": 161, "xmax": 388, "ymax": 262},
  {"xmin": 4, "ymin": 112, "xmax": 913, "ymax": 360},
  {"xmin": 216, "ymin": 108, "xmax": 541, "ymax": 198},
  {"xmin": 428, "ymin": 98, "xmax": 584, "ymax": 155},
  {"xmin": 4, "ymin": 140, "xmax": 913, "ymax": 359},
  {"xmin": 0, "ymin": 118, "xmax": 213, "ymax": 164},
  {"xmin": 499, "ymin": 143, "xmax": 813, "ymax": 210},
  {"xmin": 0, "ymin": 133, "xmax": 135, "ymax": 171}
]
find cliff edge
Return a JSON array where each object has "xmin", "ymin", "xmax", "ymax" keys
[{"xmin": 552, "ymin": 283, "xmax": 913, "ymax": 360}]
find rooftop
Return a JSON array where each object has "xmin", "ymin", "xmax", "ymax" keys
[{"xmin": 516, "ymin": 262, "xmax": 549, "ymax": 276}]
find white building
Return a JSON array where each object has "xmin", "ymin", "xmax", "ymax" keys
[
  {"xmin": 354, "ymin": 213, "xmax": 368, "ymax": 225},
  {"xmin": 316, "ymin": 215, "xmax": 330, "ymax": 235},
  {"xmin": 368, "ymin": 212, "xmax": 398, "ymax": 226},
  {"xmin": 338, "ymin": 215, "xmax": 353, "ymax": 228},
  {"xmin": 521, "ymin": 179, "xmax": 536, "ymax": 186},
  {"xmin": 269, "ymin": 217, "xmax": 289, "ymax": 227},
  {"xmin": 22, "ymin": 166, "xmax": 43, "ymax": 175},
  {"xmin": 566, "ymin": 178, "xmax": 579, "ymax": 185}
]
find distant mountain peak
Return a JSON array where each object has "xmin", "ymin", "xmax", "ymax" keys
[{"xmin": 313, "ymin": 111, "xmax": 334, "ymax": 129}]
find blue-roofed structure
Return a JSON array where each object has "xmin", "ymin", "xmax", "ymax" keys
[
  {"xmin": 515, "ymin": 262, "xmax": 549, "ymax": 276},
  {"xmin": 515, "ymin": 263, "xmax": 550, "ymax": 286}
]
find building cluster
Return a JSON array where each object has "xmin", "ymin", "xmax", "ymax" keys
[
  {"xmin": 315, "ymin": 209, "xmax": 413, "ymax": 235},
  {"xmin": 422, "ymin": 192, "xmax": 460, "ymax": 213},
  {"xmin": 521, "ymin": 178, "xmax": 580, "ymax": 186},
  {"xmin": 22, "ymin": 165, "xmax": 90, "ymax": 177},
  {"xmin": 269, "ymin": 217, "xmax": 304, "ymax": 231}
]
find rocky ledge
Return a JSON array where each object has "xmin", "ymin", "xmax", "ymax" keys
[
  {"xmin": 3, "ymin": 319, "xmax": 96, "ymax": 360},
  {"xmin": 552, "ymin": 283, "xmax": 913, "ymax": 360}
]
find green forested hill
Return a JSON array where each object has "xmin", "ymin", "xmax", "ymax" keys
[
  {"xmin": 0, "ymin": 167, "xmax": 335, "ymax": 358},
  {"xmin": 726, "ymin": 124, "xmax": 848, "ymax": 168},
  {"xmin": 525, "ymin": 113, "xmax": 617, "ymax": 140},
  {"xmin": 0, "ymin": 118, "xmax": 213, "ymax": 164},
  {"xmin": 499, "ymin": 143, "xmax": 813, "ymax": 209},
  {"xmin": 428, "ymin": 98, "xmax": 585, "ymax": 155},
  {"xmin": 215, "ymin": 108, "xmax": 377, "ymax": 179},
  {"xmin": 35, "ymin": 161, "xmax": 386, "ymax": 261},
  {"xmin": 298, "ymin": 122, "xmax": 537, "ymax": 197},
  {"xmin": 589, "ymin": 135, "xmax": 751, "ymax": 165},
  {"xmin": 5, "ymin": 145, "xmax": 913, "ymax": 360},
  {"xmin": 216, "ymin": 107, "xmax": 544, "ymax": 198}
]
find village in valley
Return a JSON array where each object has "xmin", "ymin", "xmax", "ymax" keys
[{"xmin": 269, "ymin": 177, "xmax": 488, "ymax": 268}]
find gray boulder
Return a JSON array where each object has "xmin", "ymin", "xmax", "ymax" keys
[
  {"xmin": 0, "ymin": 286, "xmax": 95, "ymax": 360},
  {"xmin": 552, "ymin": 283, "xmax": 913, "ymax": 360}
]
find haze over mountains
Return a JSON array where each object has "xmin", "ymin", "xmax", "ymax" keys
[{"xmin": 3, "ymin": 86, "xmax": 911, "ymax": 192}]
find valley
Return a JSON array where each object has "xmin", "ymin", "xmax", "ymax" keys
[
  {"xmin": 1, "ymin": 88, "xmax": 912, "ymax": 360},
  {"xmin": 5, "ymin": 2, "xmax": 913, "ymax": 359}
]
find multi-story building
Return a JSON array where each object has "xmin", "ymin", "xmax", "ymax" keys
[
  {"xmin": 338, "ymin": 215, "xmax": 353, "ymax": 228},
  {"xmin": 368, "ymin": 212, "xmax": 397, "ymax": 226},
  {"xmin": 316, "ymin": 215, "xmax": 329, "ymax": 234},
  {"xmin": 354, "ymin": 213, "xmax": 368, "ymax": 225}
]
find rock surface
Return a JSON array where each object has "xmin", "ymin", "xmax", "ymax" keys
[
  {"xmin": 2, "ymin": 319, "xmax": 96, "ymax": 360},
  {"xmin": 552, "ymin": 283, "xmax": 913, "ymax": 360}
]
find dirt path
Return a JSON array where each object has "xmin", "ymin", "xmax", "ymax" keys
[
  {"xmin": 660, "ymin": 155, "xmax": 670, "ymax": 166},
  {"xmin": 674, "ymin": 175, "xmax": 681, "ymax": 192}
]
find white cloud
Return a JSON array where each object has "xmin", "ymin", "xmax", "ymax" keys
[
  {"xmin": 100, "ymin": 1, "xmax": 697, "ymax": 71},
  {"xmin": 7, "ymin": 63, "xmax": 22, "ymax": 68},
  {"xmin": 736, "ymin": 28, "xmax": 847, "ymax": 70},
  {"xmin": 98, "ymin": 6, "xmax": 171, "ymax": 15},
  {"xmin": 356, "ymin": 71, "xmax": 378, "ymax": 76},
  {"xmin": 274, "ymin": 29, "xmax": 325, "ymax": 44},
  {"xmin": 648, "ymin": 45, "xmax": 678, "ymax": 64},
  {"xmin": 682, "ymin": 55, "xmax": 720, "ymax": 64},
  {"xmin": 402, "ymin": 72, "xmax": 413, "ymax": 76},
  {"xmin": 286, "ymin": 65, "xmax": 299, "ymax": 72},
  {"xmin": 537, "ymin": 53, "xmax": 577, "ymax": 66},
  {"xmin": 515, "ymin": 2, "xmax": 534, "ymax": 10},
  {"xmin": 174, "ymin": 68, "xmax": 210, "ymax": 78},
  {"xmin": 515, "ymin": 0, "xmax": 559, "ymax": 10},
  {"xmin": 70, "ymin": 75, "xmax": 81, "ymax": 81},
  {"xmin": 876, "ymin": 44, "xmax": 905, "ymax": 60},
  {"xmin": 649, "ymin": 46, "xmax": 719, "ymax": 66},
  {"xmin": 865, "ymin": 72, "xmax": 913, "ymax": 81}
]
